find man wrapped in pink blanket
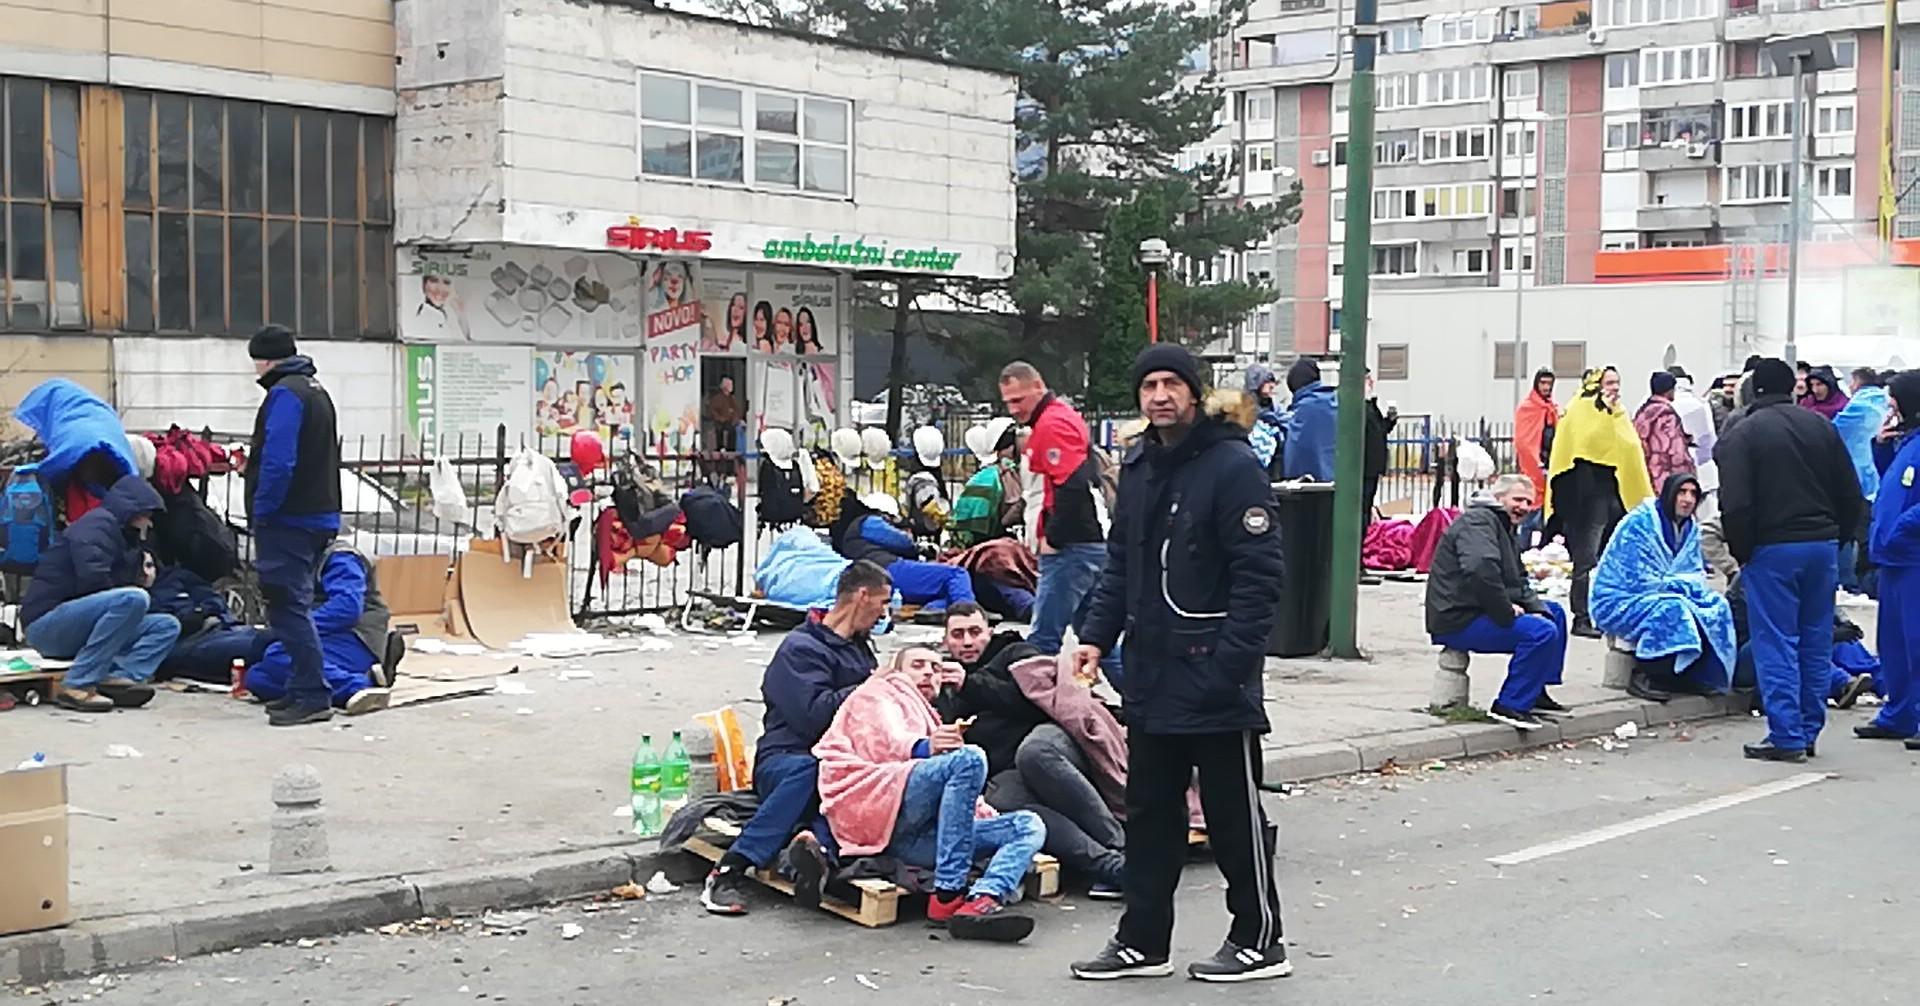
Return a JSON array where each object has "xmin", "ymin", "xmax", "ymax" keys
[{"xmin": 814, "ymin": 645, "xmax": 1046, "ymax": 943}]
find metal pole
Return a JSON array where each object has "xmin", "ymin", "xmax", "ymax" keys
[
  {"xmin": 1327, "ymin": 0, "xmax": 1378, "ymax": 660},
  {"xmin": 1147, "ymin": 269, "xmax": 1160, "ymax": 343},
  {"xmin": 1510, "ymin": 209, "xmax": 1527, "ymax": 408},
  {"xmin": 1784, "ymin": 54, "xmax": 1805, "ymax": 367},
  {"xmin": 1880, "ymin": 0, "xmax": 1899, "ymax": 246}
]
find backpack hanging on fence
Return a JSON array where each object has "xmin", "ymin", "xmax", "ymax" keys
[
  {"xmin": 680, "ymin": 486, "xmax": 743, "ymax": 551},
  {"xmin": 494, "ymin": 448, "xmax": 569, "ymax": 544},
  {"xmin": 151, "ymin": 487, "xmax": 240, "ymax": 583},
  {"xmin": 757, "ymin": 456, "xmax": 808, "ymax": 529},
  {"xmin": 0, "ymin": 465, "xmax": 52, "ymax": 575}
]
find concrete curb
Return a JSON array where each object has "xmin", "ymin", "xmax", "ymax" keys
[
  {"xmin": 3, "ymin": 693, "xmax": 1743, "ymax": 986},
  {"xmin": 1263, "ymin": 691, "xmax": 1745, "ymax": 784}
]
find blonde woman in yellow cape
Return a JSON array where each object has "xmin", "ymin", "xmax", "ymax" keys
[{"xmin": 1545, "ymin": 367, "xmax": 1655, "ymax": 638}]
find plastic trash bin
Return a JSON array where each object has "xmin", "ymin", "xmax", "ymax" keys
[{"xmin": 1267, "ymin": 480, "xmax": 1335, "ymax": 658}]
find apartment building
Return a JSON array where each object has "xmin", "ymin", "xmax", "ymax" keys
[
  {"xmin": 1184, "ymin": 0, "xmax": 1920, "ymax": 380},
  {"xmin": 0, "ymin": 0, "xmax": 396, "ymax": 438}
]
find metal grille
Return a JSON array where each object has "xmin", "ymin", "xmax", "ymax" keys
[
  {"xmin": 1274, "ymin": 296, "xmax": 1297, "ymax": 356},
  {"xmin": 1542, "ymin": 63, "xmax": 1570, "ymax": 115},
  {"xmin": 1541, "ymin": 235, "xmax": 1567, "ymax": 285},
  {"xmin": 1543, "ymin": 177, "xmax": 1567, "ymax": 232},
  {"xmin": 1276, "ymin": 91, "xmax": 1300, "ymax": 134},
  {"xmin": 1543, "ymin": 119, "xmax": 1568, "ymax": 175}
]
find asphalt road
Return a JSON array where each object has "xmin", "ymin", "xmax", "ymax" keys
[{"xmin": 11, "ymin": 710, "xmax": 1917, "ymax": 1006}]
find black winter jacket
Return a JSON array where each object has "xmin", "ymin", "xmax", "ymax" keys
[
  {"xmin": 755, "ymin": 618, "xmax": 876, "ymax": 761},
  {"xmin": 933, "ymin": 632, "xmax": 1048, "ymax": 775},
  {"xmin": 21, "ymin": 476, "xmax": 165, "ymax": 627},
  {"xmin": 1713, "ymin": 394, "xmax": 1865, "ymax": 564},
  {"xmin": 1080, "ymin": 393, "xmax": 1284, "ymax": 735},
  {"xmin": 1425, "ymin": 501, "xmax": 1545, "ymax": 636}
]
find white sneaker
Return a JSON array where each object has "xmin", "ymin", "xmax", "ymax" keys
[{"xmin": 344, "ymin": 688, "xmax": 391, "ymax": 715}]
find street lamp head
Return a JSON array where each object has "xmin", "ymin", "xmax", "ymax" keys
[{"xmin": 1137, "ymin": 237, "xmax": 1171, "ymax": 268}]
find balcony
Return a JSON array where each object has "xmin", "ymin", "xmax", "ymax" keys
[
  {"xmin": 1719, "ymin": 202, "xmax": 1791, "ymax": 230},
  {"xmin": 1491, "ymin": 1, "xmax": 1594, "ymax": 62},
  {"xmin": 1723, "ymin": 0, "xmax": 1888, "ymax": 39},
  {"xmin": 1375, "ymin": 216, "xmax": 1493, "ymax": 244},
  {"xmin": 1639, "ymin": 141, "xmax": 1720, "ymax": 170},
  {"xmin": 1637, "ymin": 203, "xmax": 1719, "ymax": 230}
]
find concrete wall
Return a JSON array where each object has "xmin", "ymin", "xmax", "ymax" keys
[
  {"xmin": 0, "ymin": 0, "xmax": 394, "ymax": 114},
  {"xmin": 0, "ymin": 336, "xmax": 112, "ymax": 440},
  {"xmin": 113, "ymin": 338, "xmax": 400, "ymax": 448}
]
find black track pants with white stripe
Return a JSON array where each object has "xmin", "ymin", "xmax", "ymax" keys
[{"xmin": 1117, "ymin": 730, "xmax": 1284, "ymax": 957}]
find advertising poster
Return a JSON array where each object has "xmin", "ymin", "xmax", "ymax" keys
[
  {"xmin": 799, "ymin": 361, "xmax": 838, "ymax": 437},
  {"xmin": 748, "ymin": 270, "xmax": 839, "ymax": 356},
  {"xmin": 399, "ymin": 246, "xmax": 643, "ymax": 347},
  {"xmin": 752, "ymin": 358, "xmax": 800, "ymax": 435},
  {"xmin": 534, "ymin": 351, "xmax": 637, "ymax": 445},
  {"xmin": 403, "ymin": 344, "xmax": 533, "ymax": 446},
  {"xmin": 699, "ymin": 266, "xmax": 751, "ymax": 353},
  {"xmin": 645, "ymin": 329, "xmax": 702, "ymax": 453}
]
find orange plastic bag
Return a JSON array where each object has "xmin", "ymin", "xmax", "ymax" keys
[{"xmin": 695, "ymin": 705, "xmax": 753, "ymax": 793}]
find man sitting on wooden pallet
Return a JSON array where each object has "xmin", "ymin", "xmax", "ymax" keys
[
  {"xmin": 814, "ymin": 645, "xmax": 1045, "ymax": 943},
  {"xmin": 702, "ymin": 560, "xmax": 889, "ymax": 917}
]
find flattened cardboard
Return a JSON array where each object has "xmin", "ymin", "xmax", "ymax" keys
[
  {"xmin": 0, "ymin": 765, "xmax": 71, "ymax": 936},
  {"xmin": 375, "ymin": 555, "xmax": 453, "ymax": 626},
  {"xmin": 455, "ymin": 546, "xmax": 573, "ymax": 650}
]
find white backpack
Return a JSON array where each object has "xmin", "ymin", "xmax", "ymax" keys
[{"xmin": 494, "ymin": 448, "xmax": 568, "ymax": 544}]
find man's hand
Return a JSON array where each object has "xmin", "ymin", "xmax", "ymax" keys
[
  {"xmin": 936, "ymin": 661, "xmax": 966, "ymax": 691},
  {"xmin": 1070, "ymin": 644, "xmax": 1104, "ymax": 687},
  {"xmin": 1513, "ymin": 603, "xmax": 1526, "ymax": 618},
  {"xmin": 929, "ymin": 724, "xmax": 967, "ymax": 754}
]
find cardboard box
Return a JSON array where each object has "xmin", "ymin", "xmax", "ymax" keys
[{"xmin": 0, "ymin": 764, "xmax": 71, "ymax": 936}]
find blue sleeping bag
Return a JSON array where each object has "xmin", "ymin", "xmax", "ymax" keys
[{"xmin": 14, "ymin": 379, "xmax": 136, "ymax": 487}]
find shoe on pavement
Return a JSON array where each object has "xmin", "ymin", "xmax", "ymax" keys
[
  {"xmin": 1906, "ymin": 736, "xmax": 1920, "ymax": 751},
  {"xmin": 1187, "ymin": 941, "xmax": 1294, "ymax": 983},
  {"xmin": 1834, "ymin": 673, "xmax": 1875, "ymax": 710},
  {"xmin": 1855, "ymin": 723, "xmax": 1915, "ymax": 741},
  {"xmin": 785, "ymin": 832, "xmax": 829, "ymax": 911},
  {"xmin": 1742, "ymin": 741, "xmax": 1807, "ymax": 763},
  {"xmin": 700, "ymin": 866, "xmax": 751, "ymax": 916},
  {"xmin": 946, "ymin": 895, "xmax": 1034, "ymax": 943},
  {"xmin": 1570, "ymin": 618, "xmax": 1602, "ymax": 639},
  {"xmin": 1071, "ymin": 940, "xmax": 1173, "ymax": 980},
  {"xmin": 1487, "ymin": 703, "xmax": 1546, "ymax": 731},
  {"xmin": 267, "ymin": 702, "xmax": 334, "ymax": 727},
  {"xmin": 344, "ymin": 688, "xmax": 391, "ymax": 716},
  {"xmin": 96, "ymin": 678, "xmax": 156, "ymax": 709},
  {"xmin": 53, "ymin": 686, "xmax": 114, "ymax": 713},
  {"xmin": 1087, "ymin": 881, "xmax": 1125, "ymax": 901},
  {"xmin": 1627, "ymin": 671, "xmax": 1673, "ymax": 703},
  {"xmin": 374, "ymin": 630, "xmax": 406, "ymax": 689},
  {"xmin": 1533, "ymin": 692, "xmax": 1571, "ymax": 717}
]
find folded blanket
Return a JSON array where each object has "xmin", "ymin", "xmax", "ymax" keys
[
  {"xmin": 813, "ymin": 671, "xmax": 943, "ymax": 857},
  {"xmin": 1590, "ymin": 498, "xmax": 1735, "ymax": 681},
  {"xmin": 1363, "ymin": 519, "xmax": 1414, "ymax": 571}
]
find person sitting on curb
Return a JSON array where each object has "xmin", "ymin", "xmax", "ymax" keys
[
  {"xmin": 243, "ymin": 541, "xmax": 403, "ymax": 715},
  {"xmin": 815, "ymin": 644, "xmax": 1045, "ymax": 943},
  {"xmin": 1425, "ymin": 474, "xmax": 1570, "ymax": 731},
  {"xmin": 702, "ymin": 560, "xmax": 889, "ymax": 917},
  {"xmin": 1590, "ymin": 473, "xmax": 1736, "ymax": 702},
  {"xmin": 21, "ymin": 475, "xmax": 181, "ymax": 712},
  {"xmin": 936, "ymin": 604, "xmax": 1126, "ymax": 899}
]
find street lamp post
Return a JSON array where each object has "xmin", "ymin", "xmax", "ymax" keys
[
  {"xmin": 1507, "ymin": 109, "xmax": 1553, "ymax": 408},
  {"xmin": 1138, "ymin": 238, "xmax": 1171, "ymax": 344},
  {"xmin": 1763, "ymin": 35, "xmax": 1837, "ymax": 367}
]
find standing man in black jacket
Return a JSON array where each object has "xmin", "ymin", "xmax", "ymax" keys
[
  {"xmin": 244, "ymin": 326, "xmax": 343, "ymax": 727},
  {"xmin": 1713, "ymin": 357, "xmax": 1865, "ymax": 762},
  {"xmin": 1362, "ymin": 368, "xmax": 1398, "ymax": 524},
  {"xmin": 1068, "ymin": 345, "xmax": 1288, "ymax": 984}
]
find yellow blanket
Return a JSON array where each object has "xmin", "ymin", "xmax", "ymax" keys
[{"xmin": 1546, "ymin": 374, "xmax": 1653, "ymax": 517}]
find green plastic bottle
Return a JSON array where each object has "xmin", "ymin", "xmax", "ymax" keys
[
  {"xmin": 662, "ymin": 730, "xmax": 691, "ymax": 815},
  {"xmin": 630, "ymin": 734, "xmax": 663, "ymax": 836}
]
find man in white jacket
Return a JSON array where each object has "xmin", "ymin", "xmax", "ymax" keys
[{"xmin": 1668, "ymin": 367, "xmax": 1720, "ymax": 520}]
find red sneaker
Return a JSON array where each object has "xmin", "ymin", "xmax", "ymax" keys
[{"xmin": 925, "ymin": 891, "xmax": 967, "ymax": 928}]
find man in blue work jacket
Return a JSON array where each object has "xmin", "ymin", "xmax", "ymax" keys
[
  {"xmin": 244, "ymin": 325, "xmax": 343, "ymax": 727},
  {"xmin": 1856, "ymin": 371, "xmax": 1920, "ymax": 749}
]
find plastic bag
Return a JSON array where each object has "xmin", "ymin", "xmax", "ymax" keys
[
  {"xmin": 429, "ymin": 456, "xmax": 472, "ymax": 526},
  {"xmin": 693, "ymin": 705, "xmax": 753, "ymax": 793},
  {"xmin": 1456, "ymin": 440, "xmax": 1496, "ymax": 482}
]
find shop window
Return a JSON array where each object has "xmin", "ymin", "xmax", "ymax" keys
[
  {"xmin": 1376, "ymin": 344, "xmax": 1410, "ymax": 380},
  {"xmin": 121, "ymin": 92, "xmax": 393, "ymax": 338},
  {"xmin": 2, "ymin": 77, "xmax": 85, "ymax": 330},
  {"xmin": 643, "ymin": 72, "xmax": 852, "ymax": 198}
]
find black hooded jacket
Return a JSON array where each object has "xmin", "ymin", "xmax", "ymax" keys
[
  {"xmin": 932, "ymin": 631, "xmax": 1049, "ymax": 774},
  {"xmin": 22, "ymin": 476, "xmax": 165, "ymax": 627},
  {"xmin": 1712, "ymin": 394, "xmax": 1865, "ymax": 563}
]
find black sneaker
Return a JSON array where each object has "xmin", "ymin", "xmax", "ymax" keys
[
  {"xmin": 700, "ymin": 866, "xmax": 750, "ymax": 916},
  {"xmin": 1742, "ymin": 740, "xmax": 1807, "ymax": 763},
  {"xmin": 1834, "ymin": 673, "xmax": 1874, "ymax": 710},
  {"xmin": 784, "ymin": 832, "xmax": 829, "ymax": 910},
  {"xmin": 1487, "ymin": 703, "xmax": 1546, "ymax": 731},
  {"xmin": 1187, "ymin": 941, "xmax": 1294, "ymax": 983},
  {"xmin": 1533, "ymin": 691, "xmax": 1571, "ymax": 717},
  {"xmin": 1571, "ymin": 618, "xmax": 1602, "ymax": 639},
  {"xmin": 1070, "ymin": 940, "xmax": 1173, "ymax": 980},
  {"xmin": 374, "ymin": 630, "xmax": 407, "ymax": 689},
  {"xmin": 267, "ymin": 703, "xmax": 334, "ymax": 727},
  {"xmin": 1855, "ymin": 723, "xmax": 1914, "ymax": 741}
]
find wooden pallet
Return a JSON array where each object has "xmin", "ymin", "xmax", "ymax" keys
[{"xmin": 683, "ymin": 817, "xmax": 1060, "ymax": 928}]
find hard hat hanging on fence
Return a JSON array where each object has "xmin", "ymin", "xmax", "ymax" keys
[
  {"xmin": 860, "ymin": 428, "xmax": 893, "ymax": 471},
  {"xmin": 911, "ymin": 427, "xmax": 944, "ymax": 468}
]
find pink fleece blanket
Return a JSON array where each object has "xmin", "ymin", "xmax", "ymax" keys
[
  {"xmin": 812, "ymin": 672, "xmax": 945, "ymax": 857},
  {"xmin": 1362, "ymin": 519, "xmax": 1415, "ymax": 571}
]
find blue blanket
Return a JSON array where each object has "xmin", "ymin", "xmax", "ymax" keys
[
  {"xmin": 1590, "ymin": 498, "xmax": 1735, "ymax": 684},
  {"xmin": 1832, "ymin": 386, "xmax": 1891, "ymax": 500},
  {"xmin": 14, "ymin": 379, "xmax": 135, "ymax": 487},
  {"xmin": 754, "ymin": 528, "xmax": 901, "ymax": 621}
]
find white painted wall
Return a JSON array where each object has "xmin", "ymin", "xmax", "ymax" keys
[{"xmin": 114, "ymin": 338, "xmax": 401, "ymax": 452}]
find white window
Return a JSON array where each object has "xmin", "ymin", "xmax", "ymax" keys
[
  {"xmin": 1501, "ymin": 6, "xmax": 1541, "ymax": 37},
  {"xmin": 1650, "ymin": 233, "xmax": 1706, "ymax": 248},
  {"xmin": 1502, "ymin": 123, "xmax": 1538, "ymax": 157},
  {"xmin": 1373, "ymin": 244, "xmax": 1419, "ymax": 276},
  {"xmin": 1723, "ymin": 163, "xmax": 1793, "ymax": 203},
  {"xmin": 1377, "ymin": 73, "xmax": 1416, "ymax": 110},
  {"xmin": 1727, "ymin": 101, "xmax": 1793, "ymax": 141},
  {"xmin": 1377, "ymin": 133, "xmax": 1418, "ymax": 165},
  {"xmin": 1815, "ymin": 98, "xmax": 1856, "ymax": 137},
  {"xmin": 639, "ymin": 73, "xmax": 851, "ymax": 196},
  {"xmin": 1641, "ymin": 108, "xmax": 1713, "ymax": 146},
  {"xmin": 1503, "ymin": 68, "xmax": 1540, "ymax": 100},
  {"xmin": 1381, "ymin": 21, "xmax": 1422, "ymax": 53},
  {"xmin": 1605, "ymin": 117, "xmax": 1636, "ymax": 150},
  {"xmin": 1831, "ymin": 37, "xmax": 1857, "ymax": 69},
  {"xmin": 1417, "ymin": 68, "xmax": 1491, "ymax": 106},
  {"xmin": 1246, "ymin": 143, "xmax": 1275, "ymax": 173},
  {"xmin": 1815, "ymin": 164, "xmax": 1853, "ymax": 197},
  {"xmin": 1332, "ymin": 193, "xmax": 1347, "ymax": 222},
  {"xmin": 1420, "ymin": 126, "xmax": 1491, "ymax": 163},
  {"xmin": 1600, "ymin": 235, "xmax": 1640, "ymax": 251},
  {"xmin": 1599, "ymin": 0, "xmax": 1717, "ymax": 27},
  {"xmin": 1606, "ymin": 53, "xmax": 1640, "ymax": 89},
  {"xmin": 1641, "ymin": 44, "xmax": 1717, "ymax": 86},
  {"xmin": 1423, "ymin": 11, "xmax": 1496, "ymax": 47},
  {"xmin": 1500, "ymin": 185, "xmax": 1535, "ymax": 218},
  {"xmin": 1453, "ymin": 247, "xmax": 1491, "ymax": 275},
  {"xmin": 1374, "ymin": 183, "xmax": 1492, "ymax": 220},
  {"xmin": 1334, "ymin": 81, "xmax": 1351, "ymax": 112},
  {"xmin": 1246, "ymin": 92, "xmax": 1275, "ymax": 122},
  {"xmin": 1502, "ymin": 242, "xmax": 1540, "ymax": 271}
]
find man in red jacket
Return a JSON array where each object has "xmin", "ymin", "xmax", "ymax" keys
[{"xmin": 998, "ymin": 362, "xmax": 1112, "ymax": 662}]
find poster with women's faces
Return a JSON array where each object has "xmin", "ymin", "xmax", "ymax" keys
[
  {"xmin": 748, "ymin": 271, "xmax": 838, "ymax": 358},
  {"xmin": 700, "ymin": 267, "xmax": 751, "ymax": 354}
]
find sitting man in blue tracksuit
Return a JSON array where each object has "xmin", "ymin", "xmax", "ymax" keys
[
  {"xmin": 1425, "ymin": 474, "xmax": 1569, "ymax": 731},
  {"xmin": 245, "ymin": 325, "xmax": 344, "ymax": 727},
  {"xmin": 828, "ymin": 492, "xmax": 976, "ymax": 612},
  {"xmin": 245, "ymin": 542, "xmax": 397, "ymax": 715},
  {"xmin": 1855, "ymin": 371, "xmax": 1920, "ymax": 748},
  {"xmin": 701, "ymin": 560, "xmax": 888, "ymax": 917}
]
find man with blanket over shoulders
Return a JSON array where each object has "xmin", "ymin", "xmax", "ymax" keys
[{"xmin": 1591, "ymin": 473, "xmax": 1736, "ymax": 703}]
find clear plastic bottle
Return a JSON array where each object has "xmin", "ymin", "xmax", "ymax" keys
[
  {"xmin": 630, "ymin": 734, "xmax": 663, "ymax": 837},
  {"xmin": 661, "ymin": 730, "xmax": 691, "ymax": 816}
]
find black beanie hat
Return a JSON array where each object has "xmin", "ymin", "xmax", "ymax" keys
[
  {"xmin": 1650, "ymin": 371, "xmax": 1677, "ymax": 396},
  {"xmin": 1751, "ymin": 357, "xmax": 1795, "ymax": 397},
  {"xmin": 1889, "ymin": 371, "xmax": 1920, "ymax": 424},
  {"xmin": 1286, "ymin": 357, "xmax": 1322, "ymax": 393},
  {"xmin": 1129, "ymin": 344, "xmax": 1205, "ymax": 401},
  {"xmin": 248, "ymin": 324, "xmax": 297, "ymax": 361}
]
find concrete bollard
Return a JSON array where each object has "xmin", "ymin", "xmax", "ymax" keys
[
  {"xmin": 1431, "ymin": 649, "xmax": 1471, "ymax": 708},
  {"xmin": 1601, "ymin": 636, "xmax": 1635, "ymax": 691},
  {"xmin": 269, "ymin": 764, "xmax": 331, "ymax": 875},
  {"xmin": 681, "ymin": 720, "xmax": 719, "ymax": 799}
]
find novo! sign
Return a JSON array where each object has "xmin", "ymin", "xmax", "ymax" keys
[
  {"xmin": 606, "ymin": 220, "xmax": 713, "ymax": 253},
  {"xmin": 759, "ymin": 234, "xmax": 962, "ymax": 273}
]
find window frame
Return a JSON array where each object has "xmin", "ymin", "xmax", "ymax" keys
[
  {"xmin": 637, "ymin": 71, "xmax": 854, "ymax": 200},
  {"xmin": 1551, "ymin": 341, "xmax": 1587, "ymax": 378},
  {"xmin": 1376, "ymin": 343, "xmax": 1411, "ymax": 380},
  {"xmin": 1, "ymin": 77, "xmax": 88, "ymax": 331}
]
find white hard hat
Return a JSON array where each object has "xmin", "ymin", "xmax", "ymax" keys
[
  {"xmin": 125, "ymin": 435, "xmax": 157, "ymax": 480},
  {"xmin": 911, "ymin": 426, "xmax": 944, "ymax": 468},
  {"xmin": 860, "ymin": 428, "xmax": 893, "ymax": 470},
  {"xmin": 759, "ymin": 427, "xmax": 796, "ymax": 469},
  {"xmin": 962, "ymin": 424, "xmax": 992, "ymax": 463},
  {"xmin": 860, "ymin": 491, "xmax": 902, "ymax": 518},
  {"xmin": 829, "ymin": 427, "xmax": 863, "ymax": 469}
]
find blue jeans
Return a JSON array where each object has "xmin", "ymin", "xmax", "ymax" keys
[
  {"xmin": 1869, "ymin": 566, "xmax": 1920, "ymax": 736},
  {"xmin": 1745, "ymin": 540, "xmax": 1837, "ymax": 751},
  {"xmin": 1031, "ymin": 543, "xmax": 1121, "ymax": 678},
  {"xmin": 25, "ymin": 587, "xmax": 181, "ymax": 690},
  {"xmin": 730, "ymin": 751, "xmax": 837, "ymax": 870},
  {"xmin": 1431, "ymin": 601, "xmax": 1568, "ymax": 713},
  {"xmin": 254, "ymin": 524, "xmax": 335, "ymax": 708},
  {"xmin": 887, "ymin": 747, "xmax": 1045, "ymax": 901}
]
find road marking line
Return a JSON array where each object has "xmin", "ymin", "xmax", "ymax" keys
[{"xmin": 1487, "ymin": 772, "xmax": 1829, "ymax": 867}]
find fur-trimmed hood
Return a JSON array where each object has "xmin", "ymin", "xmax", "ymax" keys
[{"xmin": 1113, "ymin": 389, "xmax": 1257, "ymax": 449}]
